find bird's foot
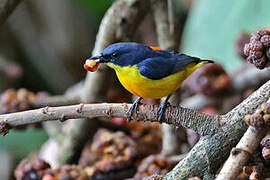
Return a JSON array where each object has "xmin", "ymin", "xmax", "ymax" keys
[
  {"xmin": 157, "ymin": 102, "xmax": 170, "ymax": 122},
  {"xmin": 157, "ymin": 95, "xmax": 171, "ymax": 123},
  {"xmin": 128, "ymin": 97, "xmax": 143, "ymax": 121}
]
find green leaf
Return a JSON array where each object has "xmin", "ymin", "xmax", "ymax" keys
[{"xmin": 181, "ymin": 0, "xmax": 270, "ymax": 70}]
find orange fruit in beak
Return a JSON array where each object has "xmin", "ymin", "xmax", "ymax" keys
[{"xmin": 84, "ymin": 59, "xmax": 100, "ymax": 72}]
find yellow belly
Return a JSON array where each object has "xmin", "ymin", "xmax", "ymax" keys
[{"xmin": 107, "ymin": 62, "xmax": 205, "ymax": 99}]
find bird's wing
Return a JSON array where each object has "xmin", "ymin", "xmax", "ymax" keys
[{"xmin": 137, "ymin": 54, "xmax": 198, "ymax": 80}]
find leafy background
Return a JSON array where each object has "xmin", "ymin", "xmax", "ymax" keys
[{"xmin": 181, "ymin": 0, "xmax": 270, "ymax": 70}]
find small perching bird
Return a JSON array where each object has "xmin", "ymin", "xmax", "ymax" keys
[{"xmin": 84, "ymin": 42, "xmax": 214, "ymax": 121}]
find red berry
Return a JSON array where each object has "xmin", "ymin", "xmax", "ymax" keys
[{"xmin": 84, "ymin": 60, "xmax": 100, "ymax": 72}]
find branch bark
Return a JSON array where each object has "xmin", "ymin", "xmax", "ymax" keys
[
  {"xmin": 0, "ymin": 103, "xmax": 218, "ymax": 136},
  {"xmin": 216, "ymin": 126, "xmax": 266, "ymax": 180},
  {"xmin": 0, "ymin": 0, "xmax": 22, "ymax": 27},
  {"xmin": 216, "ymin": 97, "xmax": 270, "ymax": 179},
  {"xmin": 164, "ymin": 80, "xmax": 270, "ymax": 179}
]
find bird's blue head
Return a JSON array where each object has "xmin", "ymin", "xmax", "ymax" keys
[{"xmin": 89, "ymin": 42, "xmax": 154, "ymax": 66}]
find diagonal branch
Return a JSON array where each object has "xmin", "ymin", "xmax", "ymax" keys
[
  {"xmin": 216, "ymin": 98, "xmax": 270, "ymax": 179},
  {"xmin": 216, "ymin": 126, "xmax": 266, "ymax": 180},
  {"xmin": 164, "ymin": 80, "xmax": 270, "ymax": 180}
]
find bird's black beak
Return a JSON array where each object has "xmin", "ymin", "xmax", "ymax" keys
[{"xmin": 89, "ymin": 54, "xmax": 104, "ymax": 63}]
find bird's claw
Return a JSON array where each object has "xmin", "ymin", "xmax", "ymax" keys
[
  {"xmin": 128, "ymin": 97, "xmax": 142, "ymax": 121},
  {"xmin": 157, "ymin": 96, "xmax": 171, "ymax": 123},
  {"xmin": 128, "ymin": 104, "xmax": 137, "ymax": 122},
  {"xmin": 157, "ymin": 104, "xmax": 166, "ymax": 122}
]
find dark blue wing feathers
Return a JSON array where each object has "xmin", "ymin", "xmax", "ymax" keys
[
  {"xmin": 138, "ymin": 57, "xmax": 174, "ymax": 80},
  {"xmin": 138, "ymin": 53, "xmax": 198, "ymax": 80}
]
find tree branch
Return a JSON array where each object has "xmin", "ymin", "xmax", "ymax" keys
[
  {"xmin": 0, "ymin": 0, "xmax": 22, "ymax": 27},
  {"xmin": 216, "ymin": 98, "xmax": 270, "ymax": 179},
  {"xmin": 164, "ymin": 80, "xmax": 270, "ymax": 180},
  {"xmin": 0, "ymin": 103, "xmax": 218, "ymax": 136},
  {"xmin": 216, "ymin": 126, "xmax": 266, "ymax": 180}
]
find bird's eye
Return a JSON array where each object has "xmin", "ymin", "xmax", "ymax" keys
[
  {"xmin": 111, "ymin": 53, "xmax": 118, "ymax": 58},
  {"xmin": 103, "ymin": 55, "xmax": 110, "ymax": 59}
]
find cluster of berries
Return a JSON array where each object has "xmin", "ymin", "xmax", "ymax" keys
[
  {"xmin": 244, "ymin": 29, "xmax": 270, "ymax": 69},
  {"xmin": 245, "ymin": 102, "xmax": 270, "ymax": 128},
  {"xmin": 134, "ymin": 155, "xmax": 175, "ymax": 180},
  {"xmin": 14, "ymin": 128, "xmax": 174, "ymax": 180},
  {"xmin": 0, "ymin": 89, "xmax": 49, "ymax": 135}
]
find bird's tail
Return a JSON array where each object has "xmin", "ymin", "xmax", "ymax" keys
[
  {"xmin": 193, "ymin": 57, "xmax": 214, "ymax": 64},
  {"xmin": 198, "ymin": 59, "xmax": 215, "ymax": 64}
]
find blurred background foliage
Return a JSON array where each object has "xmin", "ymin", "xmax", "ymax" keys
[
  {"xmin": 1, "ymin": 0, "xmax": 270, "ymax": 178},
  {"xmin": 182, "ymin": 0, "xmax": 270, "ymax": 70},
  {"xmin": 74, "ymin": 0, "xmax": 113, "ymax": 20},
  {"xmin": 0, "ymin": 129, "xmax": 48, "ymax": 160}
]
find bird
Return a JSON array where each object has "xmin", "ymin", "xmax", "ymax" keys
[{"xmin": 85, "ymin": 42, "xmax": 214, "ymax": 121}]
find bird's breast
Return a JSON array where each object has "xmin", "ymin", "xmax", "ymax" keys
[{"xmin": 107, "ymin": 63, "xmax": 194, "ymax": 99}]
